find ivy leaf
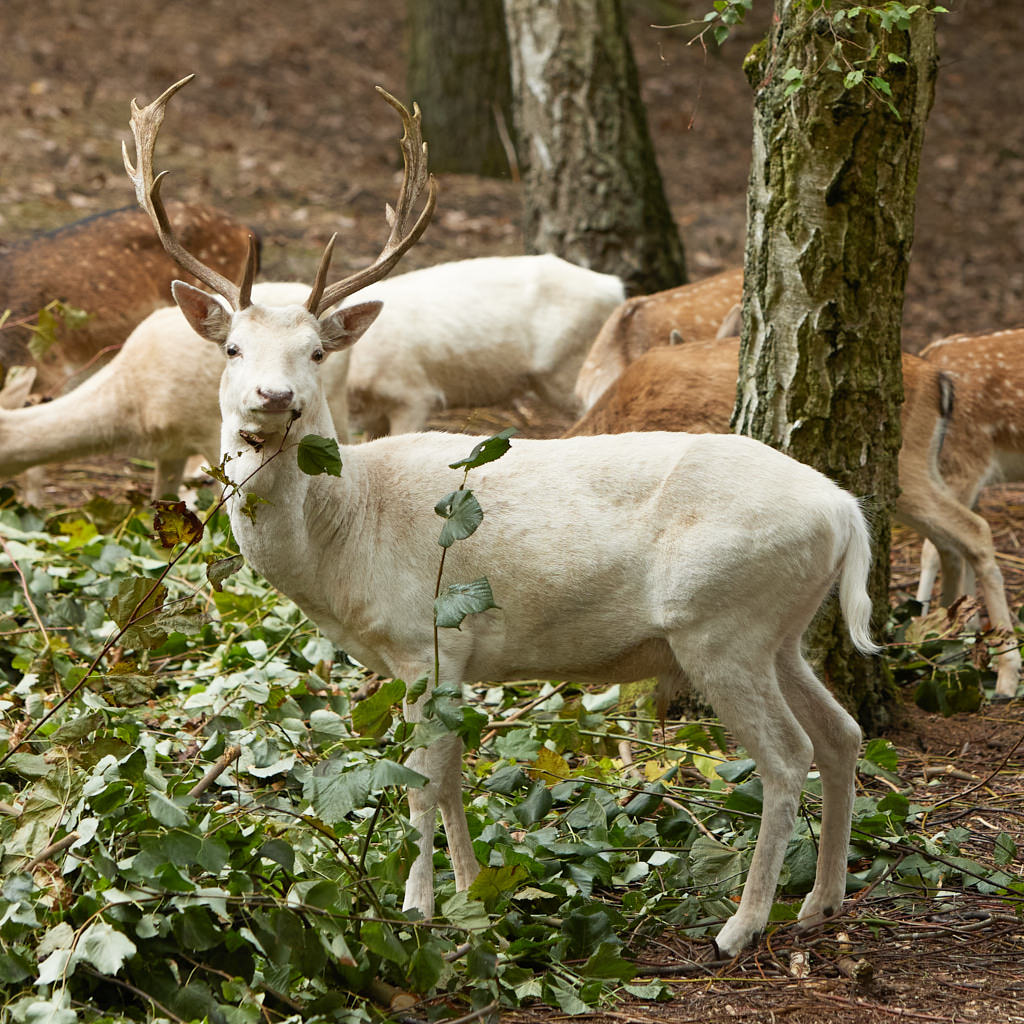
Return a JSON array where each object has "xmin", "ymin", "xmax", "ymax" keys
[
  {"xmin": 469, "ymin": 864, "xmax": 530, "ymax": 908},
  {"xmin": 513, "ymin": 780, "xmax": 553, "ymax": 827},
  {"xmin": 408, "ymin": 944, "xmax": 445, "ymax": 993},
  {"xmin": 689, "ymin": 835, "xmax": 747, "ymax": 895},
  {"xmin": 581, "ymin": 940, "xmax": 637, "ymax": 981},
  {"xmin": 152, "ymin": 500, "xmax": 204, "ymax": 549},
  {"xmin": 994, "ymin": 833, "xmax": 1017, "ymax": 867},
  {"xmin": 107, "ymin": 576, "xmax": 167, "ymax": 631},
  {"xmin": 108, "ymin": 576, "xmax": 170, "ymax": 650},
  {"xmin": 448, "ymin": 427, "xmax": 516, "ymax": 470},
  {"xmin": 716, "ymin": 757, "xmax": 757, "ymax": 783},
  {"xmin": 351, "ymin": 678, "xmax": 406, "ymax": 737},
  {"xmin": 206, "ymin": 554, "xmax": 244, "ymax": 592},
  {"xmin": 435, "ymin": 489, "xmax": 484, "ymax": 547},
  {"xmin": 304, "ymin": 763, "xmax": 372, "ymax": 822},
  {"xmin": 148, "ymin": 790, "xmax": 189, "ymax": 828},
  {"xmin": 434, "ymin": 577, "xmax": 498, "ymax": 629},
  {"xmin": 360, "ymin": 921, "xmax": 408, "ymax": 964},
  {"xmin": 77, "ymin": 921, "xmax": 136, "ymax": 976},
  {"xmin": 297, "ymin": 434, "xmax": 342, "ymax": 476}
]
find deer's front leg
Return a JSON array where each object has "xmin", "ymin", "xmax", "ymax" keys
[{"xmin": 401, "ymin": 674, "xmax": 479, "ymax": 916}]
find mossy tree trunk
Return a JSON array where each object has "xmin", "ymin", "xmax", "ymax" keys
[
  {"xmin": 733, "ymin": 5, "xmax": 938, "ymax": 733},
  {"xmin": 406, "ymin": 0, "xmax": 516, "ymax": 178},
  {"xmin": 503, "ymin": 0, "xmax": 686, "ymax": 295}
]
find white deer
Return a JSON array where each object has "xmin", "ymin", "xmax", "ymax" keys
[
  {"xmin": 567, "ymin": 337, "xmax": 1023, "ymax": 699},
  {"xmin": 125, "ymin": 76, "xmax": 879, "ymax": 956},
  {"xmin": 345, "ymin": 254, "xmax": 625, "ymax": 437}
]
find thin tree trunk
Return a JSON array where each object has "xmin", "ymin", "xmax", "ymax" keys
[
  {"xmin": 503, "ymin": 0, "xmax": 686, "ymax": 295},
  {"xmin": 734, "ymin": 5, "xmax": 938, "ymax": 732},
  {"xmin": 406, "ymin": 0, "xmax": 516, "ymax": 178}
]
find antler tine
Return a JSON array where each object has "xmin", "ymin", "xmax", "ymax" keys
[
  {"xmin": 310, "ymin": 87, "xmax": 437, "ymax": 317},
  {"xmin": 123, "ymin": 74, "xmax": 247, "ymax": 310}
]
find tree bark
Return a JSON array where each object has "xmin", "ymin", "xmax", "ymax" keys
[
  {"xmin": 503, "ymin": 0, "xmax": 686, "ymax": 295},
  {"xmin": 406, "ymin": 0, "xmax": 516, "ymax": 178},
  {"xmin": 734, "ymin": 5, "xmax": 938, "ymax": 733}
]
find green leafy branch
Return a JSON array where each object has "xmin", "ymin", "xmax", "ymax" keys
[{"xmin": 431, "ymin": 428, "xmax": 516, "ymax": 687}]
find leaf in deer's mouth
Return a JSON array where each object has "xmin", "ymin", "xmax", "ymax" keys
[{"xmin": 239, "ymin": 430, "xmax": 265, "ymax": 451}]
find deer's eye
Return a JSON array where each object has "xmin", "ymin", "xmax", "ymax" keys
[
  {"xmin": 225, "ymin": 343, "xmax": 240, "ymax": 358},
  {"xmin": 312, "ymin": 349, "xmax": 324, "ymax": 363}
]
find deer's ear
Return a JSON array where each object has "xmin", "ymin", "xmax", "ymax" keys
[
  {"xmin": 320, "ymin": 301, "xmax": 383, "ymax": 352},
  {"xmin": 172, "ymin": 281, "xmax": 233, "ymax": 344}
]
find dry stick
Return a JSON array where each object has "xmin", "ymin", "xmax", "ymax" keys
[
  {"xmin": 479, "ymin": 680, "xmax": 570, "ymax": 746},
  {"xmin": 492, "ymin": 102, "xmax": 520, "ymax": 183},
  {"xmin": 809, "ymin": 991, "xmax": 956, "ymax": 1023},
  {"xmin": 187, "ymin": 745, "xmax": 241, "ymax": 798},
  {"xmin": 432, "ymin": 1000, "xmax": 500, "ymax": 1024},
  {"xmin": 367, "ymin": 978, "xmax": 418, "ymax": 1014},
  {"xmin": 931, "ymin": 728, "xmax": 1024, "ymax": 810},
  {"xmin": 23, "ymin": 831, "xmax": 80, "ymax": 872}
]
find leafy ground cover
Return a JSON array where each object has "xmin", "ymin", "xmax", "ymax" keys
[{"xmin": 1, "ymin": 481, "xmax": 1021, "ymax": 1023}]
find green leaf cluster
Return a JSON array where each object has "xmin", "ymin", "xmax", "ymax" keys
[{"xmin": 0, "ymin": 491, "xmax": 1019, "ymax": 1020}]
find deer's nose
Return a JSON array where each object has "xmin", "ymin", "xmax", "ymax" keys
[{"xmin": 256, "ymin": 387, "xmax": 294, "ymax": 411}]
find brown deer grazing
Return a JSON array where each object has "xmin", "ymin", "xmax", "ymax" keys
[
  {"xmin": 916, "ymin": 327, "xmax": 1024, "ymax": 613},
  {"xmin": 574, "ymin": 266, "xmax": 743, "ymax": 411},
  {"xmin": 567, "ymin": 338, "xmax": 1022, "ymax": 699},
  {"xmin": 0, "ymin": 202, "xmax": 256, "ymax": 395}
]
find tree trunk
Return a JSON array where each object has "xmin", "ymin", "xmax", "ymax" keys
[
  {"xmin": 406, "ymin": 0, "xmax": 516, "ymax": 178},
  {"xmin": 503, "ymin": 0, "xmax": 686, "ymax": 295},
  {"xmin": 734, "ymin": 6, "xmax": 938, "ymax": 733}
]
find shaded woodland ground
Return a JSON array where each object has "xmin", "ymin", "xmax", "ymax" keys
[{"xmin": 2, "ymin": 1, "xmax": 1022, "ymax": 1021}]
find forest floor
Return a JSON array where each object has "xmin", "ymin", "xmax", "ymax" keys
[{"xmin": 2, "ymin": 1, "xmax": 1023, "ymax": 1021}]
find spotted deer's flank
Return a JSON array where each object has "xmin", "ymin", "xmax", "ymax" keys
[
  {"xmin": 574, "ymin": 266, "xmax": 743, "ymax": 411},
  {"xmin": 128, "ymin": 75, "xmax": 880, "ymax": 957},
  {"xmin": 916, "ymin": 327, "xmax": 1024, "ymax": 626},
  {"xmin": 566, "ymin": 338, "xmax": 1021, "ymax": 699},
  {"xmin": 0, "ymin": 202, "xmax": 256, "ymax": 396}
]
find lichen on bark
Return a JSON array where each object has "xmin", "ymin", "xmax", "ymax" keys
[{"xmin": 735, "ymin": 4, "xmax": 938, "ymax": 732}]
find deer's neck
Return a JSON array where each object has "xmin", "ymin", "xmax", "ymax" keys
[
  {"xmin": 0, "ymin": 372, "xmax": 134, "ymax": 475},
  {"xmin": 221, "ymin": 401, "xmax": 360, "ymax": 626}
]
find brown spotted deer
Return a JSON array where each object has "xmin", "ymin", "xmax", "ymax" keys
[
  {"xmin": 1, "ymin": 202, "xmax": 256, "ymax": 396},
  {"xmin": 916, "ymin": 328, "xmax": 1024, "ymax": 617},
  {"xmin": 126, "ymin": 74, "xmax": 881, "ymax": 956},
  {"xmin": 574, "ymin": 266, "xmax": 743, "ymax": 411},
  {"xmin": 567, "ymin": 338, "xmax": 1022, "ymax": 699}
]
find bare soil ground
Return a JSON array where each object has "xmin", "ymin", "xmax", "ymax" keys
[{"xmin": 2, "ymin": 2, "xmax": 1022, "ymax": 1021}]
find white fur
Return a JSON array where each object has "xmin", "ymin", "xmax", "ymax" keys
[
  {"xmin": 177, "ymin": 283, "xmax": 880, "ymax": 956},
  {"xmin": 344, "ymin": 254, "xmax": 625, "ymax": 437}
]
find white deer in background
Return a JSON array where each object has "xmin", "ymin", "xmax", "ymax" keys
[
  {"xmin": 345, "ymin": 254, "xmax": 625, "ymax": 437},
  {"xmin": 125, "ymin": 75, "xmax": 880, "ymax": 956}
]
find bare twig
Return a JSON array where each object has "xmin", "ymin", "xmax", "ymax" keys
[
  {"xmin": 480, "ymin": 680, "xmax": 570, "ymax": 746},
  {"xmin": 187, "ymin": 745, "xmax": 241, "ymax": 798},
  {"xmin": 23, "ymin": 832, "xmax": 80, "ymax": 872}
]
